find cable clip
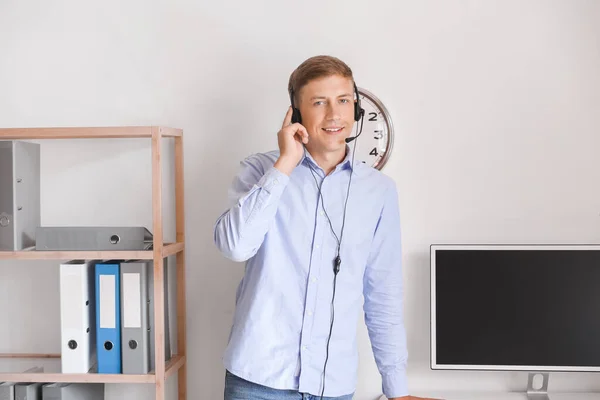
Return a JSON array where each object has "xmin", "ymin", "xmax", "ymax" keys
[{"xmin": 333, "ymin": 255, "xmax": 341, "ymax": 275}]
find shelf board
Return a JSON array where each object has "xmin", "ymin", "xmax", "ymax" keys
[
  {"xmin": 0, "ymin": 354, "xmax": 185, "ymax": 384},
  {"xmin": 0, "ymin": 370, "xmax": 156, "ymax": 384},
  {"xmin": 0, "ymin": 242, "xmax": 184, "ymax": 260},
  {"xmin": 0, "ymin": 353, "xmax": 60, "ymax": 359},
  {"xmin": 0, "ymin": 126, "xmax": 182, "ymax": 139}
]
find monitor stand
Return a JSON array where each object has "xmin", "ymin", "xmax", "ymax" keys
[{"xmin": 526, "ymin": 372, "xmax": 550, "ymax": 400}]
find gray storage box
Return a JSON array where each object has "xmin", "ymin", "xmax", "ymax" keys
[
  {"xmin": 35, "ymin": 226, "xmax": 153, "ymax": 251},
  {"xmin": 0, "ymin": 140, "xmax": 41, "ymax": 251}
]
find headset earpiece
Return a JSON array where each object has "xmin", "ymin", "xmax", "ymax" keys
[
  {"xmin": 354, "ymin": 105, "xmax": 364, "ymax": 122},
  {"xmin": 291, "ymin": 107, "xmax": 302, "ymax": 124},
  {"xmin": 289, "ymin": 88, "xmax": 302, "ymax": 124},
  {"xmin": 353, "ymin": 82, "xmax": 365, "ymax": 122}
]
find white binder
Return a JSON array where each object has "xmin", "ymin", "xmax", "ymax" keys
[{"xmin": 59, "ymin": 260, "xmax": 97, "ymax": 373}]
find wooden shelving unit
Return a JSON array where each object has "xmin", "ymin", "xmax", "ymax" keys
[{"xmin": 0, "ymin": 126, "xmax": 187, "ymax": 400}]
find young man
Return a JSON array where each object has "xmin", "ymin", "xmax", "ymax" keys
[{"xmin": 214, "ymin": 56, "xmax": 436, "ymax": 400}]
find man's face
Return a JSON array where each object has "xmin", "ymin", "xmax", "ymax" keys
[{"xmin": 297, "ymin": 74, "xmax": 355, "ymax": 155}]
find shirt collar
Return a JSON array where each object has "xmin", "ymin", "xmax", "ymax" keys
[{"xmin": 300, "ymin": 145, "xmax": 354, "ymax": 174}]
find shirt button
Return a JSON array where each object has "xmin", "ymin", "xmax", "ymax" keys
[
  {"xmin": 312, "ymin": 277, "xmax": 317, "ymax": 283},
  {"xmin": 274, "ymin": 179, "xmax": 279, "ymax": 185},
  {"xmin": 303, "ymin": 345, "xmax": 308, "ymax": 350},
  {"xmin": 308, "ymin": 311, "xmax": 313, "ymax": 316},
  {"xmin": 315, "ymin": 244, "xmax": 320, "ymax": 249},
  {"xmin": 320, "ymin": 211, "xmax": 325, "ymax": 216}
]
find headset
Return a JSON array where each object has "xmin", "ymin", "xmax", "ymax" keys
[{"xmin": 288, "ymin": 80, "xmax": 365, "ymax": 399}]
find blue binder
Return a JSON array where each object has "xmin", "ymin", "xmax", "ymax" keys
[{"xmin": 95, "ymin": 261, "xmax": 122, "ymax": 373}]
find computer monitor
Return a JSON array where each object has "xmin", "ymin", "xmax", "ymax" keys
[{"xmin": 431, "ymin": 244, "xmax": 600, "ymax": 375}]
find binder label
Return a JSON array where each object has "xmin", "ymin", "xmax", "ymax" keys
[
  {"xmin": 123, "ymin": 272, "xmax": 142, "ymax": 328},
  {"xmin": 99, "ymin": 274, "xmax": 116, "ymax": 328},
  {"xmin": 61, "ymin": 269, "xmax": 83, "ymax": 329}
]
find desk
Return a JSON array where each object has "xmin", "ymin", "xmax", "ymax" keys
[{"xmin": 379, "ymin": 393, "xmax": 600, "ymax": 400}]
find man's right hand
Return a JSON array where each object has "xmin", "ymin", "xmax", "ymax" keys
[{"xmin": 274, "ymin": 106, "xmax": 309, "ymax": 176}]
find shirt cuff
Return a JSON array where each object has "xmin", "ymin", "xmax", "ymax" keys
[
  {"xmin": 257, "ymin": 166, "xmax": 290, "ymax": 197},
  {"xmin": 382, "ymin": 369, "xmax": 409, "ymax": 398}
]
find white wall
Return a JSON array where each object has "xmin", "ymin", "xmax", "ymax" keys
[{"xmin": 1, "ymin": 0, "xmax": 600, "ymax": 399}]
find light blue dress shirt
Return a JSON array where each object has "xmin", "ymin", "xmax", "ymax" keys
[{"xmin": 213, "ymin": 146, "xmax": 408, "ymax": 398}]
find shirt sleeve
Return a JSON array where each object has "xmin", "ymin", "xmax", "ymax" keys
[
  {"xmin": 362, "ymin": 180, "xmax": 409, "ymax": 398},
  {"xmin": 213, "ymin": 155, "xmax": 290, "ymax": 262}
]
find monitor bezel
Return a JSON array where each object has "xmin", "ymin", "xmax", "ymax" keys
[{"xmin": 430, "ymin": 243, "xmax": 600, "ymax": 372}]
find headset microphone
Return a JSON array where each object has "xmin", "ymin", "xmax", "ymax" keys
[{"xmin": 345, "ymin": 118, "xmax": 363, "ymax": 143}]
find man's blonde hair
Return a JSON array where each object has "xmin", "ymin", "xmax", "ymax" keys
[{"xmin": 288, "ymin": 55, "xmax": 354, "ymax": 104}]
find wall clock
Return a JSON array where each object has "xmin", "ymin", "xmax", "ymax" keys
[{"xmin": 354, "ymin": 87, "xmax": 394, "ymax": 170}]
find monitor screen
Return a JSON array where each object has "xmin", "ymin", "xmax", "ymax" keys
[{"xmin": 430, "ymin": 244, "xmax": 600, "ymax": 371}]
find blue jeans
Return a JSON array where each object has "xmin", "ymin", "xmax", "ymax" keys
[{"xmin": 224, "ymin": 370, "xmax": 354, "ymax": 400}]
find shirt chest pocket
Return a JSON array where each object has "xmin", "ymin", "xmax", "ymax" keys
[
  {"xmin": 318, "ymin": 200, "xmax": 379, "ymax": 255},
  {"xmin": 341, "ymin": 220, "xmax": 374, "ymax": 249}
]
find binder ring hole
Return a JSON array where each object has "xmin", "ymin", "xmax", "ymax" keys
[
  {"xmin": 68, "ymin": 340, "xmax": 78, "ymax": 350},
  {"xmin": 129, "ymin": 340, "xmax": 138, "ymax": 350},
  {"xmin": 110, "ymin": 235, "xmax": 120, "ymax": 244},
  {"xmin": 104, "ymin": 341, "xmax": 113, "ymax": 351}
]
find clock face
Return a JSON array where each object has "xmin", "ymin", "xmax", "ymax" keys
[{"xmin": 351, "ymin": 87, "xmax": 394, "ymax": 170}]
